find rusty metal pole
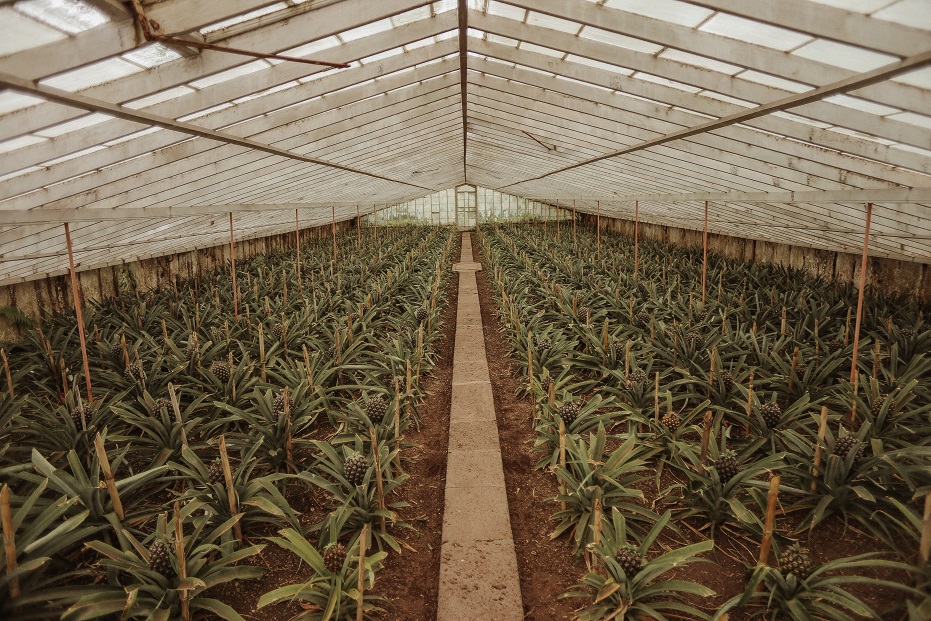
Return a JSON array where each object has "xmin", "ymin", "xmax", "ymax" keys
[
  {"xmin": 634, "ymin": 200, "xmax": 639, "ymax": 281},
  {"xmin": 331, "ymin": 205, "xmax": 337, "ymax": 264},
  {"xmin": 229, "ymin": 213, "xmax": 239, "ymax": 319},
  {"xmin": 702, "ymin": 200, "xmax": 709, "ymax": 306},
  {"xmin": 63, "ymin": 223, "xmax": 93, "ymax": 404},
  {"xmin": 850, "ymin": 203, "xmax": 873, "ymax": 400}
]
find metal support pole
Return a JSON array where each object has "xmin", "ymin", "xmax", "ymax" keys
[
  {"xmin": 229, "ymin": 213, "xmax": 239, "ymax": 319},
  {"xmin": 63, "ymin": 223, "xmax": 93, "ymax": 404},
  {"xmin": 850, "ymin": 203, "xmax": 873, "ymax": 390},
  {"xmin": 295, "ymin": 209, "xmax": 301, "ymax": 289},
  {"xmin": 702, "ymin": 200, "xmax": 709, "ymax": 306},
  {"xmin": 357, "ymin": 205, "xmax": 361, "ymax": 248},
  {"xmin": 572, "ymin": 200, "xmax": 577, "ymax": 250},
  {"xmin": 596, "ymin": 200, "xmax": 601, "ymax": 260}
]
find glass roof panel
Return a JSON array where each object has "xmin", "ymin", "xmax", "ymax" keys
[
  {"xmin": 14, "ymin": 0, "xmax": 108, "ymax": 35},
  {"xmin": 122, "ymin": 43, "xmax": 182, "ymax": 68},
  {"xmin": 519, "ymin": 41, "xmax": 563, "ymax": 58},
  {"xmin": 660, "ymin": 49, "xmax": 742, "ymax": 75},
  {"xmin": 124, "ymin": 85, "xmax": 196, "ymax": 110},
  {"xmin": 360, "ymin": 47, "xmax": 404, "ymax": 65},
  {"xmin": 35, "ymin": 112, "xmax": 112, "ymax": 137},
  {"xmin": 564, "ymin": 55, "xmax": 634, "ymax": 75},
  {"xmin": 201, "ymin": 3, "xmax": 289, "ymax": 34},
  {"xmin": 804, "ymin": 0, "xmax": 892, "ymax": 12},
  {"xmin": 0, "ymin": 8, "xmax": 66, "ymax": 56},
  {"xmin": 792, "ymin": 39, "xmax": 898, "ymax": 72},
  {"xmin": 487, "ymin": 1, "xmax": 525, "ymax": 21},
  {"xmin": 102, "ymin": 126, "xmax": 163, "ymax": 147},
  {"xmin": 188, "ymin": 61, "xmax": 271, "ymax": 89},
  {"xmin": 603, "ymin": 0, "xmax": 714, "ymax": 28},
  {"xmin": 0, "ymin": 134, "xmax": 45, "ymax": 154},
  {"xmin": 40, "ymin": 144, "xmax": 106, "ymax": 166},
  {"xmin": 823, "ymin": 94, "xmax": 900, "ymax": 116},
  {"xmin": 700, "ymin": 13, "xmax": 812, "ymax": 51},
  {"xmin": 738, "ymin": 70, "xmax": 811, "ymax": 93},
  {"xmin": 526, "ymin": 11, "xmax": 580, "ymax": 34},
  {"xmin": 339, "ymin": 18, "xmax": 393, "ymax": 42},
  {"xmin": 0, "ymin": 90, "xmax": 44, "ymax": 115},
  {"xmin": 392, "ymin": 5, "xmax": 432, "ymax": 26},
  {"xmin": 40, "ymin": 57, "xmax": 143, "ymax": 91},
  {"xmin": 580, "ymin": 26, "xmax": 663, "ymax": 54},
  {"xmin": 886, "ymin": 111, "xmax": 931, "ymax": 130},
  {"xmin": 893, "ymin": 66, "xmax": 931, "ymax": 89},
  {"xmin": 486, "ymin": 33, "xmax": 519, "ymax": 46},
  {"xmin": 872, "ymin": 0, "xmax": 931, "ymax": 29},
  {"xmin": 283, "ymin": 35, "xmax": 342, "ymax": 58}
]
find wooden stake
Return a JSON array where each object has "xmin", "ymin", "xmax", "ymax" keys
[
  {"xmin": 919, "ymin": 490, "xmax": 931, "ymax": 569},
  {"xmin": 63, "ymin": 223, "xmax": 94, "ymax": 404},
  {"xmin": 1, "ymin": 484, "xmax": 19, "ymax": 602},
  {"xmin": 369, "ymin": 427, "xmax": 387, "ymax": 534},
  {"xmin": 173, "ymin": 501, "xmax": 191, "ymax": 621},
  {"xmin": 558, "ymin": 419, "xmax": 567, "ymax": 510},
  {"xmin": 702, "ymin": 201, "xmax": 708, "ymax": 306},
  {"xmin": 654, "ymin": 372, "xmax": 660, "ymax": 421},
  {"xmin": 698, "ymin": 411, "xmax": 713, "ymax": 473},
  {"xmin": 634, "ymin": 200, "xmax": 639, "ymax": 281},
  {"xmin": 258, "ymin": 324, "xmax": 266, "ymax": 382},
  {"xmin": 394, "ymin": 377, "xmax": 402, "ymax": 471},
  {"xmin": 94, "ymin": 433, "xmax": 124, "ymax": 520},
  {"xmin": 219, "ymin": 435, "xmax": 242, "ymax": 542},
  {"xmin": 1, "ymin": 348, "xmax": 13, "ymax": 397},
  {"xmin": 757, "ymin": 475, "xmax": 781, "ymax": 569},
  {"xmin": 788, "ymin": 346, "xmax": 800, "ymax": 392},
  {"xmin": 356, "ymin": 524, "xmax": 368, "ymax": 621},
  {"xmin": 229, "ymin": 213, "xmax": 239, "ymax": 320},
  {"xmin": 810, "ymin": 406, "xmax": 829, "ymax": 494},
  {"xmin": 295, "ymin": 209, "xmax": 302, "ymax": 290},
  {"xmin": 850, "ymin": 203, "xmax": 873, "ymax": 418},
  {"xmin": 331, "ymin": 205, "xmax": 337, "ymax": 265}
]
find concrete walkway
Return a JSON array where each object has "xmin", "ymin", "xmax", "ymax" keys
[{"xmin": 437, "ymin": 233, "xmax": 523, "ymax": 621}]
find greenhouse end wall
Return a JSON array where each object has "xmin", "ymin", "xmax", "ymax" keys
[
  {"xmin": 583, "ymin": 213, "xmax": 931, "ymax": 308},
  {"xmin": 0, "ymin": 219, "xmax": 354, "ymax": 341}
]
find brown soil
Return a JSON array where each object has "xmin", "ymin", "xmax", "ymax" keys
[{"xmin": 475, "ymin": 259, "xmax": 589, "ymax": 621}]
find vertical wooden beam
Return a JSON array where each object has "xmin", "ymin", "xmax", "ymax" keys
[
  {"xmin": 596, "ymin": 200, "xmax": 601, "ymax": 260},
  {"xmin": 702, "ymin": 200, "xmax": 709, "ymax": 306},
  {"xmin": 295, "ymin": 209, "xmax": 301, "ymax": 290},
  {"xmin": 634, "ymin": 200, "xmax": 639, "ymax": 282},
  {"xmin": 357, "ymin": 205, "xmax": 361, "ymax": 248},
  {"xmin": 63, "ymin": 223, "xmax": 93, "ymax": 403},
  {"xmin": 572, "ymin": 200, "xmax": 577, "ymax": 250},
  {"xmin": 850, "ymin": 203, "xmax": 873, "ymax": 392},
  {"xmin": 331, "ymin": 205, "xmax": 337, "ymax": 264},
  {"xmin": 1, "ymin": 484, "xmax": 19, "ymax": 603},
  {"xmin": 228, "ymin": 213, "xmax": 239, "ymax": 320}
]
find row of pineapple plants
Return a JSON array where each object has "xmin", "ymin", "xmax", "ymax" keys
[
  {"xmin": 0, "ymin": 224, "xmax": 458, "ymax": 620},
  {"xmin": 479, "ymin": 221, "xmax": 930, "ymax": 621}
]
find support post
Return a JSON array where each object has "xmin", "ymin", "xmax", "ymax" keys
[
  {"xmin": 357, "ymin": 205, "xmax": 361, "ymax": 249},
  {"xmin": 228, "ymin": 213, "xmax": 239, "ymax": 320},
  {"xmin": 572, "ymin": 200, "xmax": 577, "ymax": 250},
  {"xmin": 331, "ymin": 205, "xmax": 337, "ymax": 264},
  {"xmin": 634, "ymin": 200, "xmax": 639, "ymax": 282},
  {"xmin": 596, "ymin": 200, "xmax": 601, "ymax": 260},
  {"xmin": 295, "ymin": 210, "xmax": 301, "ymax": 290},
  {"xmin": 63, "ymin": 223, "xmax": 93, "ymax": 404},
  {"xmin": 1, "ymin": 484, "xmax": 19, "ymax": 603},
  {"xmin": 757, "ymin": 476, "xmax": 781, "ymax": 571},
  {"xmin": 356, "ymin": 524, "xmax": 368, "ymax": 621},
  {"xmin": 173, "ymin": 501, "xmax": 191, "ymax": 621},
  {"xmin": 702, "ymin": 201, "xmax": 709, "ymax": 306},
  {"xmin": 849, "ymin": 203, "xmax": 873, "ymax": 418}
]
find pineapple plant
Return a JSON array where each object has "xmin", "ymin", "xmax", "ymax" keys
[
  {"xmin": 610, "ymin": 340, "xmax": 625, "ymax": 358},
  {"xmin": 556, "ymin": 401, "xmax": 580, "ymax": 426},
  {"xmin": 124, "ymin": 361, "xmax": 146, "ymax": 383},
  {"xmin": 109, "ymin": 340, "xmax": 123, "ymax": 359},
  {"xmin": 870, "ymin": 393, "xmax": 895, "ymax": 417},
  {"xmin": 184, "ymin": 338, "xmax": 199, "ymax": 361},
  {"xmin": 273, "ymin": 391, "xmax": 293, "ymax": 415},
  {"xmin": 713, "ymin": 450, "xmax": 741, "ymax": 482},
  {"xmin": 147, "ymin": 539, "xmax": 174, "ymax": 577},
  {"xmin": 154, "ymin": 397, "xmax": 172, "ymax": 413},
  {"xmin": 661, "ymin": 411, "xmax": 680, "ymax": 433},
  {"xmin": 720, "ymin": 371, "xmax": 734, "ymax": 392},
  {"xmin": 535, "ymin": 337, "xmax": 551, "ymax": 354},
  {"xmin": 322, "ymin": 542, "xmax": 347, "ymax": 573},
  {"xmin": 207, "ymin": 459, "xmax": 224, "ymax": 485},
  {"xmin": 615, "ymin": 545, "xmax": 645, "ymax": 578},
  {"xmin": 343, "ymin": 452, "xmax": 368, "ymax": 486},
  {"xmin": 415, "ymin": 305, "xmax": 428, "ymax": 323},
  {"xmin": 635, "ymin": 309, "xmax": 650, "ymax": 327},
  {"xmin": 628, "ymin": 369, "xmax": 647, "ymax": 384},
  {"xmin": 540, "ymin": 375, "xmax": 552, "ymax": 393},
  {"xmin": 685, "ymin": 331, "xmax": 704, "ymax": 349},
  {"xmin": 779, "ymin": 543, "xmax": 813, "ymax": 579},
  {"xmin": 272, "ymin": 322, "xmax": 285, "ymax": 340},
  {"xmin": 833, "ymin": 434, "xmax": 864, "ymax": 467},
  {"xmin": 693, "ymin": 309, "xmax": 707, "ymax": 323},
  {"xmin": 365, "ymin": 394, "xmax": 388, "ymax": 422},
  {"xmin": 578, "ymin": 305, "xmax": 591, "ymax": 321},
  {"xmin": 760, "ymin": 400, "xmax": 782, "ymax": 429},
  {"xmin": 899, "ymin": 326, "xmax": 916, "ymax": 340},
  {"xmin": 210, "ymin": 361, "xmax": 231, "ymax": 383}
]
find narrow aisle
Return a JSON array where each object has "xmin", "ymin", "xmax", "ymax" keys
[{"xmin": 437, "ymin": 233, "xmax": 523, "ymax": 621}]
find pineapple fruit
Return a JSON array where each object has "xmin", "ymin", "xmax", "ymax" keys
[
  {"xmin": 779, "ymin": 543, "xmax": 813, "ymax": 579},
  {"xmin": 616, "ymin": 545, "xmax": 644, "ymax": 578},
  {"xmin": 365, "ymin": 395, "xmax": 387, "ymax": 422},
  {"xmin": 714, "ymin": 450, "xmax": 741, "ymax": 482},
  {"xmin": 556, "ymin": 401, "xmax": 580, "ymax": 426},
  {"xmin": 343, "ymin": 453, "xmax": 368, "ymax": 486},
  {"xmin": 322, "ymin": 542, "xmax": 347, "ymax": 573}
]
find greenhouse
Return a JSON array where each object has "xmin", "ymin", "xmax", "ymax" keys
[{"xmin": 0, "ymin": 0, "xmax": 930, "ymax": 619}]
